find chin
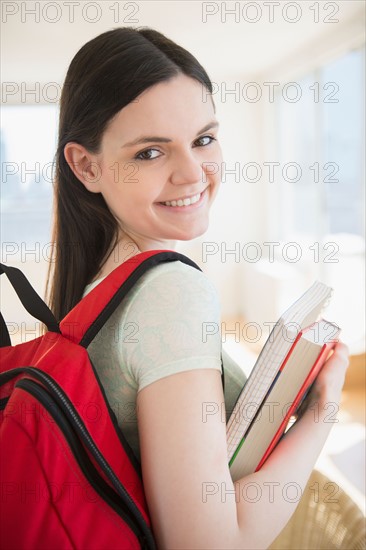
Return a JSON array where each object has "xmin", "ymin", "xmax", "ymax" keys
[{"xmin": 174, "ymin": 222, "xmax": 210, "ymax": 241}]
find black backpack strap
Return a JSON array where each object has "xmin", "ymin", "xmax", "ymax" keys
[
  {"xmin": 60, "ymin": 250, "xmax": 201, "ymax": 348},
  {"xmin": 83, "ymin": 251, "xmax": 225, "ymax": 392},
  {"xmin": 64, "ymin": 250, "xmax": 225, "ymax": 393},
  {"xmin": 0, "ymin": 263, "xmax": 60, "ymax": 347},
  {"xmin": 0, "ymin": 310, "xmax": 11, "ymax": 348}
]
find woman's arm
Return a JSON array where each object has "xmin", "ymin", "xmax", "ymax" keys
[{"xmin": 137, "ymin": 342, "xmax": 349, "ymax": 549}]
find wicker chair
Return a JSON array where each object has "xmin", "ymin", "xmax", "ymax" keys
[{"xmin": 269, "ymin": 470, "xmax": 366, "ymax": 550}]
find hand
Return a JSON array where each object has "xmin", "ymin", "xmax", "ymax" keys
[
  {"xmin": 295, "ymin": 341, "xmax": 350, "ymax": 419},
  {"xmin": 313, "ymin": 340, "xmax": 350, "ymax": 402}
]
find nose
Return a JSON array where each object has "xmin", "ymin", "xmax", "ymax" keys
[{"xmin": 169, "ymin": 149, "xmax": 203, "ymax": 186}]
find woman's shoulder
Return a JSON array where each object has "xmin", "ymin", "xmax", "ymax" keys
[
  {"xmin": 83, "ymin": 257, "xmax": 223, "ymax": 392},
  {"xmin": 140, "ymin": 258, "xmax": 218, "ymax": 292},
  {"xmin": 138, "ymin": 256, "xmax": 212, "ymax": 281},
  {"xmin": 122, "ymin": 258, "xmax": 221, "ymax": 322},
  {"xmin": 83, "ymin": 257, "xmax": 219, "ymax": 303}
]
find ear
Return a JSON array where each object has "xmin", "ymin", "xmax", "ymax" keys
[{"xmin": 63, "ymin": 142, "xmax": 102, "ymax": 193}]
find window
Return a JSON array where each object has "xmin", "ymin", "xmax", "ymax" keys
[
  {"xmin": 1, "ymin": 105, "xmax": 58, "ymax": 262},
  {"xmin": 1, "ymin": 105, "xmax": 58, "ymax": 336},
  {"xmin": 274, "ymin": 46, "xmax": 365, "ymax": 352}
]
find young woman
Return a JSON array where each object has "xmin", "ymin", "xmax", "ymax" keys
[{"xmin": 47, "ymin": 27, "xmax": 349, "ymax": 549}]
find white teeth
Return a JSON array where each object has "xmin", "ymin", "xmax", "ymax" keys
[{"xmin": 162, "ymin": 192, "xmax": 201, "ymax": 207}]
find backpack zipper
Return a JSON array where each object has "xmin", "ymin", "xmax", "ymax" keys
[
  {"xmin": 0, "ymin": 367, "xmax": 156, "ymax": 550},
  {"xmin": 15, "ymin": 377, "xmax": 155, "ymax": 550},
  {"xmin": 0, "ymin": 396, "xmax": 9, "ymax": 409}
]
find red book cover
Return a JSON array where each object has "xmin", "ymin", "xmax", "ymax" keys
[{"xmin": 254, "ymin": 339, "xmax": 337, "ymax": 471}]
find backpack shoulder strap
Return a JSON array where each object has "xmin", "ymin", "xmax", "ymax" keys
[
  {"xmin": 60, "ymin": 250, "xmax": 200, "ymax": 346},
  {"xmin": 0, "ymin": 263, "xmax": 60, "ymax": 347},
  {"xmin": 60, "ymin": 249, "xmax": 225, "ymax": 392}
]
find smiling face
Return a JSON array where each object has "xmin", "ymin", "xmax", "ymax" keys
[{"xmin": 89, "ymin": 73, "xmax": 222, "ymax": 251}]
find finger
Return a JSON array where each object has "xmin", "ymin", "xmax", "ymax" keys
[{"xmin": 333, "ymin": 341, "xmax": 350, "ymax": 362}]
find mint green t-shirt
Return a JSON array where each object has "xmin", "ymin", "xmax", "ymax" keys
[{"xmin": 82, "ymin": 260, "xmax": 246, "ymax": 461}]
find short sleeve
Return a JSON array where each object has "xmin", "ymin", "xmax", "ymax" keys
[{"xmin": 118, "ymin": 260, "xmax": 223, "ymax": 392}]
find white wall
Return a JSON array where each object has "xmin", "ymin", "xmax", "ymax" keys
[{"xmin": 1, "ymin": 2, "xmax": 365, "ymax": 348}]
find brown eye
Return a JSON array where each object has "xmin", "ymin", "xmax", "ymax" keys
[
  {"xmin": 135, "ymin": 148, "xmax": 161, "ymax": 161},
  {"xmin": 194, "ymin": 135, "xmax": 217, "ymax": 147}
]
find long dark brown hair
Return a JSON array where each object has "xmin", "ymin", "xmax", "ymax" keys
[{"xmin": 46, "ymin": 27, "xmax": 213, "ymax": 321}]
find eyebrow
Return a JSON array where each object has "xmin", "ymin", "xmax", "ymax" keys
[{"xmin": 121, "ymin": 121, "xmax": 219, "ymax": 148}]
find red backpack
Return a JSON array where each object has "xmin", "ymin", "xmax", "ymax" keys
[{"xmin": 0, "ymin": 250, "xmax": 202, "ymax": 550}]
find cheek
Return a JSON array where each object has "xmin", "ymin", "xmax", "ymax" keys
[
  {"xmin": 99, "ymin": 154, "xmax": 139, "ymax": 184},
  {"xmin": 122, "ymin": 161, "xmax": 142, "ymax": 188},
  {"xmin": 100, "ymin": 160, "xmax": 136, "ymax": 198},
  {"xmin": 205, "ymin": 145, "xmax": 223, "ymax": 177},
  {"xmin": 204, "ymin": 158, "xmax": 222, "ymax": 189},
  {"xmin": 100, "ymin": 173, "xmax": 157, "ymax": 219}
]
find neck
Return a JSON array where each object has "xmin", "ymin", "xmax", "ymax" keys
[
  {"xmin": 91, "ymin": 232, "xmax": 177, "ymax": 283},
  {"xmin": 117, "ymin": 230, "xmax": 177, "ymax": 254}
]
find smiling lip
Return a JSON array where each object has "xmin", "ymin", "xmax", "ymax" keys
[{"xmin": 156, "ymin": 188, "xmax": 207, "ymax": 211}]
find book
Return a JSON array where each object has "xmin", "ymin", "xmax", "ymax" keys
[{"xmin": 227, "ymin": 281, "xmax": 340, "ymax": 482}]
